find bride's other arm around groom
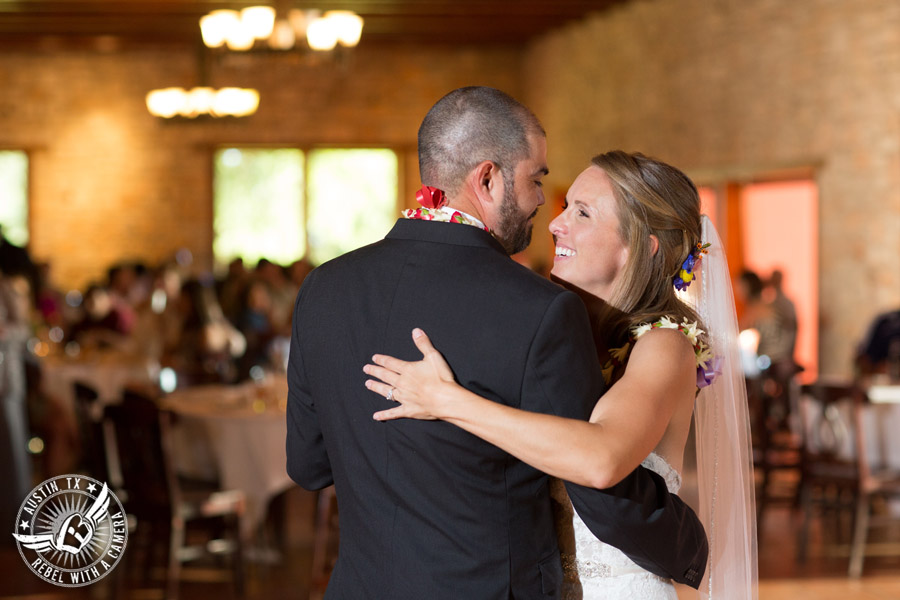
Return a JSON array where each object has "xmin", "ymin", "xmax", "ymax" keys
[{"xmin": 286, "ymin": 86, "xmax": 710, "ymax": 600}]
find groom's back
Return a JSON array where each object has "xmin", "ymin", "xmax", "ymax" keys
[{"xmin": 287, "ymin": 220, "xmax": 601, "ymax": 599}]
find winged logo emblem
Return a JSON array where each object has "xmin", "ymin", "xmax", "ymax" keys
[{"xmin": 13, "ymin": 483, "xmax": 111, "ymax": 555}]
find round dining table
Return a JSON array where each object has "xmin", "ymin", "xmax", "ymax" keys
[
  {"xmin": 41, "ymin": 348, "xmax": 160, "ymax": 413},
  {"xmin": 161, "ymin": 376, "xmax": 293, "ymax": 539}
]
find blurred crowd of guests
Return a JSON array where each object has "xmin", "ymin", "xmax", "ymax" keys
[
  {"xmin": 73, "ymin": 255, "xmax": 313, "ymax": 384},
  {"xmin": 9, "ymin": 247, "xmax": 312, "ymax": 386}
]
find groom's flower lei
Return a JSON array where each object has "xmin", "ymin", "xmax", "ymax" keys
[{"xmin": 402, "ymin": 184, "xmax": 490, "ymax": 232}]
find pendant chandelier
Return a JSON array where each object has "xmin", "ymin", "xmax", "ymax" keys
[
  {"xmin": 199, "ymin": 6, "xmax": 364, "ymax": 52},
  {"xmin": 146, "ymin": 5, "xmax": 362, "ymax": 119},
  {"xmin": 145, "ymin": 87, "xmax": 260, "ymax": 119}
]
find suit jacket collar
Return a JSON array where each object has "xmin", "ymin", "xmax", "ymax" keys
[{"xmin": 386, "ymin": 218, "xmax": 508, "ymax": 255}]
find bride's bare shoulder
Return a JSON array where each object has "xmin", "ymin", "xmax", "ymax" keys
[{"xmin": 629, "ymin": 327, "xmax": 696, "ymax": 373}]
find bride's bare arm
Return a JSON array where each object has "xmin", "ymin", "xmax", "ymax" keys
[{"xmin": 364, "ymin": 327, "xmax": 696, "ymax": 489}]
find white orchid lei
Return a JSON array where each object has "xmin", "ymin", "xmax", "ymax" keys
[{"xmin": 601, "ymin": 316, "xmax": 721, "ymax": 388}]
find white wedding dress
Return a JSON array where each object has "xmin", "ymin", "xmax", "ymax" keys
[{"xmin": 551, "ymin": 452, "xmax": 682, "ymax": 600}]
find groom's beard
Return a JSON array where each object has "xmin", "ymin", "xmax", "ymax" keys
[{"xmin": 496, "ymin": 180, "xmax": 536, "ymax": 255}]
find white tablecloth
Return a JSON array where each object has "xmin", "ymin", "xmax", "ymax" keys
[
  {"xmin": 164, "ymin": 378, "xmax": 293, "ymax": 538},
  {"xmin": 41, "ymin": 350, "xmax": 159, "ymax": 416},
  {"xmin": 799, "ymin": 382, "xmax": 900, "ymax": 467}
]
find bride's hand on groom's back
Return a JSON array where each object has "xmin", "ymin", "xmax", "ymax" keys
[{"xmin": 364, "ymin": 328, "xmax": 457, "ymax": 421}]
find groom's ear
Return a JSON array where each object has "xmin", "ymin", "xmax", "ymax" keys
[{"xmin": 470, "ymin": 160, "xmax": 501, "ymax": 205}]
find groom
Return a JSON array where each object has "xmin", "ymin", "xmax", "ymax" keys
[{"xmin": 286, "ymin": 86, "xmax": 707, "ymax": 599}]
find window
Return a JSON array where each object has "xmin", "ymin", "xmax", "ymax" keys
[
  {"xmin": 214, "ymin": 148, "xmax": 305, "ymax": 267},
  {"xmin": 0, "ymin": 150, "xmax": 29, "ymax": 246},
  {"xmin": 213, "ymin": 147, "xmax": 398, "ymax": 268},
  {"xmin": 306, "ymin": 149, "xmax": 398, "ymax": 265}
]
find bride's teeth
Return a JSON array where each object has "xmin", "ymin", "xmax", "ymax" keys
[{"xmin": 555, "ymin": 246, "xmax": 575, "ymax": 257}]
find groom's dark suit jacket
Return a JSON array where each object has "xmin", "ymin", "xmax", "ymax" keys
[{"xmin": 287, "ymin": 219, "xmax": 707, "ymax": 599}]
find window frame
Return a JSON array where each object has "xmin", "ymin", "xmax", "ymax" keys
[
  {"xmin": 0, "ymin": 148, "xmax": 31, "ymax": 247},
  {"xmin": 210, "ymin": 143, "xmax": 404, "ymax": 269}
]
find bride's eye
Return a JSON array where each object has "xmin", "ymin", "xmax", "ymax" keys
[{"xmin": 561, "ymin": 200, "xmax": 569, "ymax": 210}]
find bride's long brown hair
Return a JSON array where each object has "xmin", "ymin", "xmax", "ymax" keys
[{"xmin": 588, "ymin": 151, "xmax": 705, "ymax": 345}]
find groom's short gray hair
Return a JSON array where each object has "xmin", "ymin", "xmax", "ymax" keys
[{"xmin": 418, "ymin": 87, "xmax": 544, "ymax": 195}]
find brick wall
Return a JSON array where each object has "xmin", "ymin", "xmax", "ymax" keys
[
  {"xmin": 524, "ymin": 0, "xmax": 900, "ymax": 376},
  {"xmin": 3, "ymin": 0, "xmax": 899, "ymax": 376},
  {"xmin": 0, "ymin": 42, "xmax": 521, "ymax": 289}
]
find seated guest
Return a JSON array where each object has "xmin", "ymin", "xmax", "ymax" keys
[
  {"xmin": 132, "ymin": 263, "xmax": 184, "ymax": 360},
  {"xmin": 254, "ymin": 258, "xmax": 295, "ymax": 335},
  {"xmin": 237, "ymin": 279, "xmax": 277, "ymax": 377},
  {"xmin": 0, "ymin": 225, "xmax": 37, "ymax": 293},
  {"xmin": 34, "ymin": 262, "xmax": 66, "ymax": 328},
  {"xmin": 169, "ymin": 278, "xmax": 245, "ymax": 384},
  {"xmin": 287, "ymin": 258, "xmax": 313, "ymax": 291},
  {"xmin": 68, "ymin": 284, "xmax": 133, "ymax": 350},
  {"xmin": 286, "ymin": 258, "xmax": 313, "ymax": 308},
  {"xmin": 218, "ymin": 257, "xmax": 249, "ymax": 326},
  {"xmin": 856, "ymin": 307, "xmax": 900, "ymax": 378},
  {"xmin": 105, "ymin": 263, "xmax": 140, "ymax": 330}
]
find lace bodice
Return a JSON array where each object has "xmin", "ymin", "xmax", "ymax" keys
[
  {"xmin": 551, "ymin": 453, "xmax": 681, "ymax": 599},
  {"xmin": 637, "ymin": 452, "xmax": 682, "ymax": 495}
]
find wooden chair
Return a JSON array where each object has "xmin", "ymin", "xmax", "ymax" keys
[
  {"xmin": 73, "ymin": 381, "xmax": 115, "ymax": 482},
  {"xmin": 797, "ymin": 380, "xmax": 900, "ymax": 576},
  {"xmin": 751, "ymin": 362, "xmax": 804, "ymax": 533},
  {"xmin": 848, "ymin": 382, "xmax": 900, "ymax": 577},
  {"xmin": 796, "ymin": 382, "xmax": 859, "ymax": 563},
  {"xmin": 106, "ymin": 390, "xmax": 246, "ymax": 600}
]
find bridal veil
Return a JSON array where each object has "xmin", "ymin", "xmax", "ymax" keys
[{"xmin": 681, "ymin": 215, "xmax": 759, "ymax": 599}]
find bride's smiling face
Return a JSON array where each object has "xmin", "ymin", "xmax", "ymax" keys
[{"xmin": 549, "ymin": 166, "xmax": 629, "ymax": 301}]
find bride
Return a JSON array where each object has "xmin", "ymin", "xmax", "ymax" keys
[{"xmin": 364, "ymin": 151, "xmax": 758, "ymax": 599}]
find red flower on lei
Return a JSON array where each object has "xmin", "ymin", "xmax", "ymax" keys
[
  {"xmin": 415, "ymin": 185, "xmax": 447, "ymax": 209},
  {"xmin": 403, "ymin": 184, "xmax": 490, "ymax": 233}
]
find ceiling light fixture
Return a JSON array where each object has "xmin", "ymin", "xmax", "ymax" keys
[
  {"xmin": 199, "ymin": 6, "xmax": 363, "ymax": 52},
  {"xmin": 145, "ymin": 87, "xmax": 260, "ymax": 119}
]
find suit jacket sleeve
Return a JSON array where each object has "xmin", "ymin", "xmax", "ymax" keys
[
  {"xmin": 524, "ymin": 291, "xmax": 708, "ymax": 589},
  {"xmin": 285, "ymin": 270, "xmax": 333, "ymax": 490}
]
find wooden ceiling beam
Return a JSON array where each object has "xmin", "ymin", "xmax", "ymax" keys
[{"xmin": 0, "ymin": 0, "xmax": 624, "ymax": 45}]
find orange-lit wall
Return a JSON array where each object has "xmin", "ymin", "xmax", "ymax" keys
[
  {"xmin": 698, "ymin": 187, "xmax": 717, "ymax": 227},
  {"xmin": 741, "ymin": 181, "xmax": 819, "ymax": 383}
]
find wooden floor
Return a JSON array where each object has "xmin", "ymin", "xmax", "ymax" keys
[
  {"xmin": 753, "ymin": 501, "xmax": 900, "ymax": 600},
  {"xmin": 2, "ymin": 486, "xmax": 899, "ymax": 599}
]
